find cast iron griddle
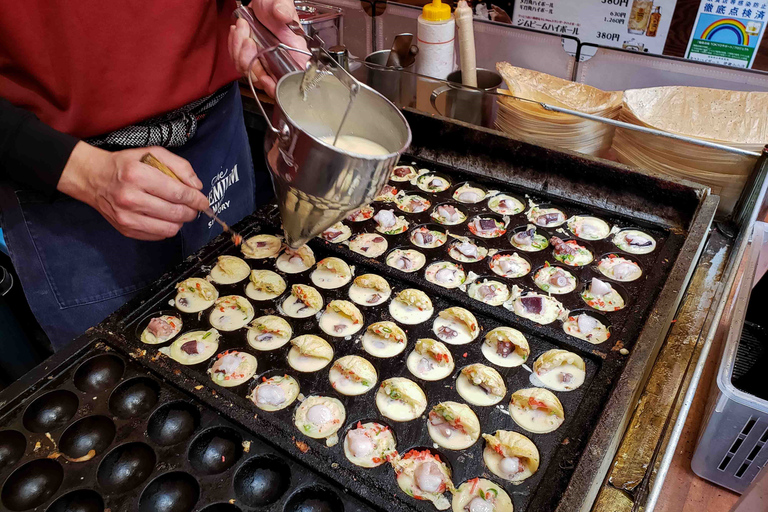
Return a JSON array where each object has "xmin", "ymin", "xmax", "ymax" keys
[
  {"xmin": 0, "ymin": 341, "xmax": 373, "ymax": 512},
  {"xmin": 76, "ymin": 153, "xmax": 689, "ymax": 512}
]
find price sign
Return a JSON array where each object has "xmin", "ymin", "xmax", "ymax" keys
[{"xmin": 512, "ymin": 0, "xmax": 678, "ymax": 54}]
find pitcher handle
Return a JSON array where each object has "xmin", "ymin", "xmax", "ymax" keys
[
  {"xmin": 429, "ymin": 85, "xmax": 453, "ymax": 116},
  {"xmin": 246, "ymin": 44, "xmax": 312, "ymax": 137}
]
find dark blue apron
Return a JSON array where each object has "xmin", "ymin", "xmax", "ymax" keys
[{"xmin": 0, "ymin": 82, "xmax": 262, "ymax": 349}]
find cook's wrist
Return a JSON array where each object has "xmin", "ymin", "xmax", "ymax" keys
[{"xmin": 57, "ymin": 141, "xmax": 112, "ymax": 207}]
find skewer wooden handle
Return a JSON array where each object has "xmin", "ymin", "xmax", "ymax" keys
[
  {"xmin": 140, "ymin": 153, "xmax": 182, "ymax": 182},
  {"xmin": 139, "ymin": 152, "xmax": 254, "ymax": 249},
  {"xmin": 140, "ymin": 152, "xmax": 231, "ymax": 232}
]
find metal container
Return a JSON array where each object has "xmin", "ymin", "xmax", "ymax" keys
[
  {"xmin": 267, "ymin": 72, "xmax": 411, "ymax": 247},
  {"xmin": 364, "ymin": 49, "xmax": 417, "ymax": 108},
  {"xmin": 235, "ymin": 4, "xmax": 411, "ymax": 248},
  {"xmin": 430, "ymin": 68, "xmax": 503, "ymax": 128},
  {"xmin": 295, "ymin": 0, "xmax": 343, "ymax": 49},
  {"xmin": 692, "ymin": 222, "xmax": 768, "ymax": 493}
]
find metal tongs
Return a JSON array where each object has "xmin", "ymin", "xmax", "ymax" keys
[
  {"xmin": 284, "ymin": 21, "xmax": 360, "ymax": 145},
  {"xmin": 285, "ymin": 21, "xmax": 358, "ymax": 97},
  {"xmin": 237, "ymin": 4, "xmax": 361, "ymax": 146}
]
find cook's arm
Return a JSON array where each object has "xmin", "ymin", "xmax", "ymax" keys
[
  {"xmin": 0, "ymin": 97, "xmax": 79, "ymax": 194},
  {"xmin": 0, "ymin": 98, "xmax": 209, "ymax": 241}
]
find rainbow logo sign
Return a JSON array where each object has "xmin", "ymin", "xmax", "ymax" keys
[{"xmin": 700, "ymin": 18, "xmax": 750, "ymax": 45}]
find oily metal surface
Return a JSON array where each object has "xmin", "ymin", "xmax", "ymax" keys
[
  {"xmin": 316, "ymin": 154, "xmax": 682, "ymax": 357},
  {"xmin": 111, "ymin": 236, "xmax": 599, "ymax": 512},
  {"xmin": 0, "ymin": 340, "xmax": 371, "ymax": 512},
  {"xmin": 75, "ymin": 106, "xmax": 711, "ymax": 512},
  {"xmin": 90, "ymin": 156, "xmax": 686, "ymax": 512}
]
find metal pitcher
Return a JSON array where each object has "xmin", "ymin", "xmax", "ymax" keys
[
  {"xmin": 235, "ymin": 4, "xmax": 411, "ymax": 248},
  {"xmin": 266, "ymin": 73, "xmax": 410, "ymax": 248}
]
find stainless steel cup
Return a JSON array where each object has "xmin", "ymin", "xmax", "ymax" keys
[
  {"xmin": 364, "ymin": 50, "xmax": 417, "ymax": 108},
  {"xmin": 430, "ymin": 69, "xmax": 503, "ymax": 128},
  {"xmin": 266, "ymin": 72, "xmax": 411, "ymax": 248}
]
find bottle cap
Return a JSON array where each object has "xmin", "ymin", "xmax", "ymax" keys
[{"xmin": 422, "ymin": 0, "xmax": 451, "ymax": 22}]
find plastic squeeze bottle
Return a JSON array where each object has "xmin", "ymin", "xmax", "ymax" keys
[{"xmin": 416, "ymin": 0, "xmax": 455, "ymax": 79}]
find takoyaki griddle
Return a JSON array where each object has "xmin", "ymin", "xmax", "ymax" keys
[
  {"xmin": 0, "ymin": 340, "xmax": 373, "ymax": 512},
  {"xmin": 21, "ymin": 112, "xmax": 712, "ymax": 512},
  {"xmin": 83, "ymin": 156, "xmax": 687, "ymax": 512}
]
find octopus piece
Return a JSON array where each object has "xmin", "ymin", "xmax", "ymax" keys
[
  {"xmin": 536, "ymin": 212, "xmax": 564, "ymax": 226},
  {"xmin": 550, "ymin": 236, "xmax": 577, "ymax": 256},
  {"xmin": 514, "ymin": 227, "xmax": 536, "ymax": 246},
  {"xmin": 374, "ymin": 209, "xmax": 397, "ymax": 229},
  {"xmin": 414, "ymin": 231, "xmax": 433, "ymax": 245},
  {"xmin": 457, "ymin": 242, "xmax": 478, "ymax": 258},
  {"xmin": 520, "ymin": 296, "xmax": 543, "ymax": 315},
  {"xmin": 590, "ymin": 278, "xmax": 612, "ymax": 296},
  {"xmin": 435, "ymin": 268, "xmax": 457, "ymax": 284},
  {"xmin": 437, "ymin": 205, "xmax": 461, "ymax": 223},
  {"xmin": 626, "ymin": 233, "xmax": 653, "ymax": 247},
  {"xmin": 549, "ymin": 268, "xmax": 569, "ymax": 288},
  {"xmin": 148, "ymin": 317, "xmax": 174, "ymax": 338},
  {"xmin": 577, "ymin": 314, "xmax": 599, "ymax": 335}
]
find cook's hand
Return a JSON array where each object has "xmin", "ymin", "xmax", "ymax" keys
[
  {"xmin": 58, "ymin": 142, "xmax": 210, "ymax": 241},
  {"xmin": 228, "ymin": 0, "xmax": 308, "ymax": 98},
  {"xmin": 490, "ymin": 5, "xmax": 512, "ymax": 24}
]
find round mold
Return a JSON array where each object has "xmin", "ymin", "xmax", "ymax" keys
[
  {"xmin": 134, "ymin": 310, "xmax": 179, "ymax": 342},
  {"xmin": 73, "ymin": 354, "xmax": 125, "ymax": 394},
  {"xmin": 529, "ymin": 203, "xmax": 568, "ymax": 227},
  {"xmin": 0, "ymin": 430, "xmax": 26, "ymax": 471},
  {"xmin": 565, "ymin": 214, "xmax": 612, "ymax": 241},
  {"xmin": 46, "ymin": 489, "xmax": 104, "ymax": 512},
  {"xmin": 415, "ymin": 172, "xmax": 452, "ymax": 193},
  {"xmin": 564, "ymin": 309, "xmax": 613, "ymax": 338},
  {"xmin": 1, "ymin": 459, "xmax": 64, "ymax": 511},
  {"xmin": 284, "ymin": 485, "xmax": 345, "ymax": 512},
  {"xmin": 97, "ymin": 442, "xmax": 156, "ymax": 493},
  {"xmin": 531, "ymin": 263, "xmax": 579, "ymax": 293},
  {"xmin": 467, "ymin": 213, "xmax": 507, "ymax": 239},
  {"xmin": 109, "ymin": 377, "xmax": 160, "ymax": 419},
  {"xmin": 138, "ymin": 472, "xmax": 199, "ymax": 512},
  {"xmin": 509, "ymin": 224, "xmax": 550, "ymax": 252},
  {"xmin": 147, "ymin": 401, "xmax": 200, "ymax": 447},
  {"xmin": 446, "ymin": 236, "xmax": 489, "ymax": 263},
  {"xmin": 452, "ymin": 181, "xmax": 488, "ymax": 204},
  {"xmin": 551, "ymin": 237, "xmax": 595, "ymax": 267},
  {"xmin": 429, "ymin": 202, "xmax": 468, "ymax": 226},
  {"xmin": 408, "ymin": 223, "xmax": 447, "ymax": 249},
  {"xmin": 22, "ymin": 390, "xmax": 79, "ymax": 433},
  {"xmin": 59, "ymin": 415, "xmax": 116, "ymax": 460},
  {"xmin": 487, "ymin": 192, "xmax": 526, "ymax": 215},
  {"xmin": 487, "ymin": 250, "xmax": 532, "ymax": 278},
  {"xmin": 233, "ymin": 455, "xmax": 291, "ymax": 507},
  {"xmin": 580, "ymin": 280, "xmax": 630, "ymax": 312},
  {"xmin": 198, "ymin": 504, "xmax": 242, "ymax": 512},
  {"xmin": 594, "ymin": 252, "xmax": 644, "ymax": 282},
  {"xmin": 188, "ymin": 427, "xmax": 243, "ymax": 475},
  {"xmin": 385, "ymin": 247, "xmax": 426, "ymax": 274}
]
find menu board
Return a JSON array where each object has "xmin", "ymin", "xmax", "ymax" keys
[
  {"xmin": 512, "ymin": 0, "xmax": 678, "ymax": 54},
  {"xmin": 685, "ymin": 0, "xmax": 768, "ymax": 68}
]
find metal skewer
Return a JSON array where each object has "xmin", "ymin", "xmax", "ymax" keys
[{"xmin": 140, "ymin": 153, "xmax": 255, "ymax": 251}]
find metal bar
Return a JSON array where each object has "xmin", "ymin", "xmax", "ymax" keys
[
  {"xmin": 730, "ymin": 148, "xmax": 768, "ymax": 229},
  {"xmin": 539, "ymin": 103, "xmax": 761, "ymax": 158},
  {"xmin": 644, "ymin": 145, "xmax": 768, "ymax": 512},
  {"xmin": 354, "ymin": 57, "xmax": 760, "ymax": 158}
]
